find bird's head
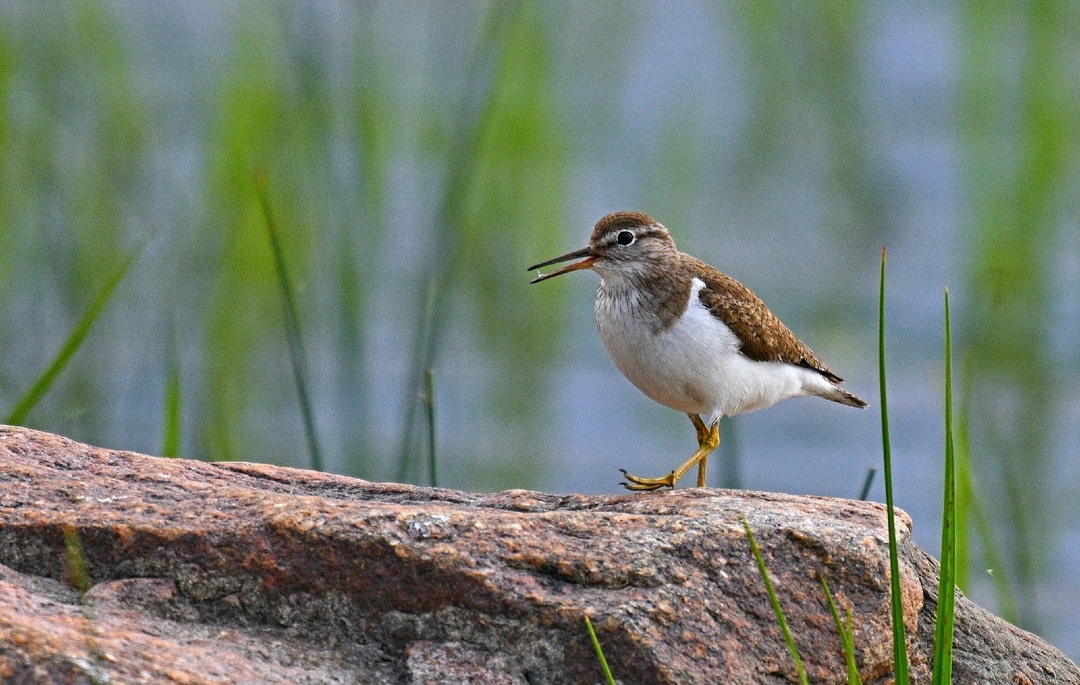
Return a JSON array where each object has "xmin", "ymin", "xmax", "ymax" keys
[{"xmin": 528, "ymin": 212, "xmax": 677, "ymax": 284}]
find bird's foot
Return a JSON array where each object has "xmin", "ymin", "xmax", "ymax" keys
[
  {"xmin": 619, "ymin": 468, "xmax": 676, "ymax": 492},
  {"xmin": 618, "ymin": 416, "xmax": 719, "ymax": 492}
]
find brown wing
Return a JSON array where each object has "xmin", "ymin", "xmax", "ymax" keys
[{"xmin": 685, "ymin": 255, "xmax": 844, "ymax": 384}]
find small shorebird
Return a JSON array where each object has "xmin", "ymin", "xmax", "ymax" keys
[{"xmin": 528, "ymin": 212, "xmax": 867, "ymax": 491}]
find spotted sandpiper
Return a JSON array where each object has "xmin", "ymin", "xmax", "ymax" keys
[{"xmin": 528, "ymin": 212, "xmax": 867, "ymax": 491}]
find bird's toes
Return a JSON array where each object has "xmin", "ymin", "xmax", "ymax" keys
[{"xmin": 618, "ymin": 468, "xmax": 674, "ymax": 491}]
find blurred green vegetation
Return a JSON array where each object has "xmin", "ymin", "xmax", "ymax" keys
[
  {"xmin": 1, "ymin": 2, "xmax": 147, "ymax": 436},
  {"xmin": 396, "ymin": 0, "xmax": 567, "ymax": 484},
  {"xmin": 959, "ymin": 0, "xmax": 1075, "ymax": 631},
  {"xmin": 0, "ymin": 0, "xmax": 1075, "ymax": 655}
]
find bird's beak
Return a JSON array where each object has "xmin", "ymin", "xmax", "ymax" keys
[{"xmin": 527, "ymin": 247, "xmax": 598, "ymax": 284}]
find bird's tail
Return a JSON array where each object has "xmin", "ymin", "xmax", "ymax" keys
[{"xmin": 826, "ymin": 384, "xmax": 869, "ymax": 409}]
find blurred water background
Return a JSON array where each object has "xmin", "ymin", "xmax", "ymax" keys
[{"xmin": 1, "ymin": 0, "xmax": 1078, "ymax": 661}]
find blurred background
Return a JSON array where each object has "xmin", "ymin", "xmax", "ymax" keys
[{"xmin": 1, "ymin": 0, "xmax": 1077, "ymax": 660}]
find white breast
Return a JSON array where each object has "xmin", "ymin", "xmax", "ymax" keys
[{"xmin": 595, "ymin": 277, "xmax": 831, "ymax": 423}]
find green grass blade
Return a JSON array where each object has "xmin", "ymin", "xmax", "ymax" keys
[
  {"xmin": 162, "ymin": 322, "xmax": 181, "ymax": 457},
  {"xmin": 162, "ymin": 357, "xmax": 181, "ymax": 457},
  {"xmin": 424, "ymin": 367, "xmax": 438, "ymax": 487},
  {"xmin": 932, "ymin": 288, "xmax": 957, "ymax": 684},
  {"xmin": 5, "ymin": 240, "xmax": 144, "ymax": 426},
  {"xmin": 858, "ymin": 467, "xmax": 876, "ymax": 501},
  {"xmin": 878, "ymin": 247, "xmax": 909, "ymax": 684},
  {"xmin": 718, "ymin": 415, "xmax": 742, "ymax": 489},
  {"xmin": 819, "ymin": 574, "xmax": 862, "ymax": 685},
  {"xmin": 955, "ymin": 348, "xmax": 1018, "ymax": 621},
  {"xmin": 63, "ymin": 523, "xmax": 108, "ymax": 684},
  {"xmin": 397, "ymin": 278, "xmax": 438, "ymax": 482},
  {"xmin": 63, "ymin": 524, "xmax": 91, "ymax": 593},
  {"xmin": 954, "ymin": 350, "xmax": 972, "ymax": 592},
  {"xmin": 584, "ymin": 615, "xmax": 616, "ymax": 685},
  {"xmin": 256, "ymin": 177, "xmax": 324, "ymax": 472},
  {"xmin": 395, "ymin": 0, "xmax": 524, "ymax": 473},
  {"xmin": 743, "ymin": 516, "xmax": 808, "ymax": 685},
  {"xmin": 967, "ymin": 468, "xmax": 1019, "ymax": 622}
]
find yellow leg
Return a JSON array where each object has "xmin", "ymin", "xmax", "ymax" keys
[
  {"xmin": 691, "ymin": 414, "xmax": 711, "ymax": 487},
  {"xmin": 620, "ymin": 414, "xmax": 720, "ymax": 492}
]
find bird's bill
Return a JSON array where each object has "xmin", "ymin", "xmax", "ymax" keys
[{"xmin": 527, "ymin": 247, "xmax": 597, "ymax": 283}]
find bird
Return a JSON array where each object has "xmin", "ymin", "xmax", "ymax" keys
[{"xmin": 527, "ymin": 211, "xmax": 867, "ymax": 491}]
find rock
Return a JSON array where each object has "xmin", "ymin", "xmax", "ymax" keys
[{"xmin": 0, "ymin": 426, "xmax": 1074, "ymax": 684}]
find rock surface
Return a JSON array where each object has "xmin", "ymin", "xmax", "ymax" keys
[{"xmin": 0, "ymin": 426, "xmax": 1075, "ymax": 684}]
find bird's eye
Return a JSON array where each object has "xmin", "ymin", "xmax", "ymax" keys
[{"xmin": 616, "ymin": 230, "xmax": 635, "ymax": 246}]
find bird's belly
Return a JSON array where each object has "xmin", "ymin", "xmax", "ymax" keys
[{"xmin": 596, "ymin": 293, "xmax": 813, "ymax": 420}]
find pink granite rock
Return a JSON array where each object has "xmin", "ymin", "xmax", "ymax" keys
[{"xmin": 0, "ymin": 426, "xmax": 1074, "ymax": 684}]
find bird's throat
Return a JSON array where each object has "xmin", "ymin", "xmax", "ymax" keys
[{"xmin": 597, "ymin": 260, "xmax": 693, "ymax": 333}]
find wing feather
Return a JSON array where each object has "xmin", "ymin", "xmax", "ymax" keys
[{"xmin": 685, "ymin": 255, "xmax": 845, "ymax": 384}]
